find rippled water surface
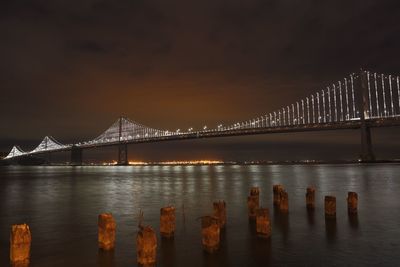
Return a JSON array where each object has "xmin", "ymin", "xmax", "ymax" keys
[{"xmin": 1, "ymin": 164, "xmax": 400, "ymax": 266}]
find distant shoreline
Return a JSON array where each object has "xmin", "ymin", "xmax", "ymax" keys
[{"xmin": 2, "ymin": 159, "xmax": 400, "ymax": 166}]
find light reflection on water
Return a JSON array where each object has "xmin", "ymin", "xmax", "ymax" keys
[{"xmin": 0, "ymin": 164, "xmax": 400, "ymax": 266}]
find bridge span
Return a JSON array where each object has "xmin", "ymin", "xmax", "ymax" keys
[{"xmin": 3, "ymin": 70, "xmax": 400, "ymax": 165}]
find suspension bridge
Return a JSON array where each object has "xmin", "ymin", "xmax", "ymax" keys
[{"xmin": 3, "ymin": 70, "xmax": 400, "ymax": 165}]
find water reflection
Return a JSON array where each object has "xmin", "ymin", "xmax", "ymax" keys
[
  {"xmin": 97, "ymin": 249, "xmax": 115, "ymax": 267},
  {"xmin": 247, "ymin": 219, "xmax": 272, "ymax": 266},
  {"xmin": 203, "ymin": 229, "xmax": 229, "ymax": 267},
  {"xmin": 248, "ymin": 218, "xmax": 257, "ymax": 235},
  {"xmin": 1, "ymin": 164, "xmax": 400, "ymax": 266},
  {"xmin": 160, "ymin": 237, "xmax": 176, "ymax": 267},
  {"xmin": 307, "ymin": 209, "xmax": 315, "ymax": 226},
  {"xmin": 325, "ymin": 218, "xmax": 337, "ymax": 243},
  {"xmin": 273, "ymin": 206, "xmax": 290, "ymax": 243},
  {"xmin": 348, "ymin": 213, "xmax": 359, "ymax": 230},
  {"xmin": 254, "ymin": 236, "xmax": 271, "ymax": 265}
]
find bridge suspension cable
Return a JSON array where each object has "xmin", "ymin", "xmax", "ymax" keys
[{"xmin": 223, "ymin": 70, "xmax": 400, "ymax": 131}]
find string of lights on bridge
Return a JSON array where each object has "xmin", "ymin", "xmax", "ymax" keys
[{"xmin": 5, "ymin": 70, "xmax": 400, "ymax": 159}]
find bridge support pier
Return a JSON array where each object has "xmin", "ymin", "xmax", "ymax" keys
[
  {"xmin": 358, "ymin": 70, "xmax": 375, "ymax": 162},
  {"xmin": 117, "ymin": 144, "xmax": 128, "ymax": 165},
  {"xmin": 71, "ymin": 146, "xmax": 83, "ymax": 166},
  {"xmin": 45, "ymin": 152, "xmax": 52, "ymax": 165},
  {"xmin": 360, "ymin": 125, "xmax": 374, "ymax": 162}
]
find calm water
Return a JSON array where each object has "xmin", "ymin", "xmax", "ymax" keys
[{"xmin": 0, "ymin": 164, "xmax": 400, "ymax": 266}]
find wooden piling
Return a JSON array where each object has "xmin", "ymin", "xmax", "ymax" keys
[
  {"xmin": 325, "ymin": 196, "xmax": 336, "ymax": 218},
  {"xmin": 250, "ymin": 187, "xmax": 260, "ymax": 197},
  {"xmin": 137, "ymin": 226, "xmax": 157, "ymax": 265},
  {"xmin": 306, "ymin": 187, "xmax": 316, "ymax": 210},
  {"xmin": 98, "ymin": 213, "xmax": 116, "ymax": 250},
  {"xmin": 160, "ymin": 206, "xmax": 176, "ymax": 238},
  {"xmin": 256, "ymin": 208, "xmax": 271, "ymax": 238},
  {"xmin": 247, "ymin": 187, "xmax": 260, "ymax": 218},
  {"xmin": 247, "ymin": 195, "xmax": 259, "ymax": 218},
  {"xmin": 213, "ymin": 201, "xmax": 227, "ymax": 228},
  {"xmin": 347, "ymin": 192, "xmax": 358, "ymax": 214},
  {"xmin": 10, "ymin": 224, "xmax": 31, "ymax": 266},
  {"xmin": 201, "ymin": 216, "xmax": 220, "ymax": 253},
  {"xmin": 273, "ymin": 184, "xmax": 284, "ymax": 206},
  {"xmin": 279, "ymin": 190, "xmax": 289, "ymax": 212}
]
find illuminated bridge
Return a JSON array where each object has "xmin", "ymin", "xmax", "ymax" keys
[{"xmin": 3, "ymin": 70, "xmax": 400, "ymax": 165}]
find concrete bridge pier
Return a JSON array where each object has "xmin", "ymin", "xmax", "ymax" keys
[
  {"xmin": 70, "ymin": 146, "xmax": 83, "ymax": 166},
  {"xmin": 117, "ymin": 143, "xmax": 128, "ymax": 165},
  {"xmin": 44, "ymin": 152, "xmax": 52, "ymax": 165},
  {"xmin": 358, "ymin": 70, "xmax": 375, "ymax": 162},
  {"xmin": 360, "ymin": 125, "xmax": 374, "ymax": 162}
]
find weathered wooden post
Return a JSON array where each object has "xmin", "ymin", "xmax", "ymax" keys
[
  {"xmin": 247, "ymin": 187, "xmax": 260, "ymax": 219},
  {"xmin": 273, "ymin": 184, "xmax": 284, "ymax": 206},
  {"xmin": 279, "ymin": 190, "xmax": 289, "ymax": 212},
  {"xmin": 306, "ymin": 187, "xmax": 316, "ymax": 210},
  {"xmin": 160, "ymin": 206, "xmax": 176, "ymax": 238},
  {"xmin": 10, "ymin": 224, "xmax": 31, "ymax": 266},
  {"xmin": 201, "ymin": 216, "xmax": 220, "ymax": 253},
  {"xmin": 98, "ymin": 213, "xmax": 116, "ymax": 250},
  {"xmin": 213, "ymin": 201, "xmax": 227, "ymax": 228},
  {"xmin": 250, "ymin": 187, "xmax": 260, "ymax": 196},
  {"xmin": 256, "ymin": 208, "xmax": 271, "ymax": 238},
  {"xmin": 347, "ymin": 192, "xmax": 358, "ymax": 214},
  {"xmin": 325, "ymin": 196, "xmax": 336, "ymax": 218},
  {"xmin": 137, "ymin": 226, "xmax": 157, "ymax": 265}
]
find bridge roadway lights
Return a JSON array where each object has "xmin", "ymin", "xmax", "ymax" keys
[
  {"xmin": 70, "ymin": 146, "xmax": 83, "ymax": 166},
  {"xmin": 117, "ymin": 144, "xmax": 128, "ymax": 165}
]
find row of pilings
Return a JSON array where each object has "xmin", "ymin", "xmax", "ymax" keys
[{"xmin": 9, "ymin": 186, "xmax": 358, "ymax": 266}]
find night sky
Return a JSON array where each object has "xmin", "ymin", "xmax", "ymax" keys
[{"xmin": 1, "ymin": 0, "xmax": 400, "ymax": 161}]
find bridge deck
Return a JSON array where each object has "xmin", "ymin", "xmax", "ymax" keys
[{"xmin": 5, "ymin": 117, "xmax": 400, "ymax": 159}]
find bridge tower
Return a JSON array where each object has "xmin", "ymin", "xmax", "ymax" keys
[
  {"xmin": 44, "ymin": 137, "xmax": 51, "ymax": 164},
  {"xmin": 117, "ymin": 117, "xmax": 128, "ymax": 165},
  {"xmin": 70, "ymin": 145, "xmax": 83, "ymax": 166},
  {"xmin": 358, "ymin": 70, "xmax": 375, "ymax": 162}
]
